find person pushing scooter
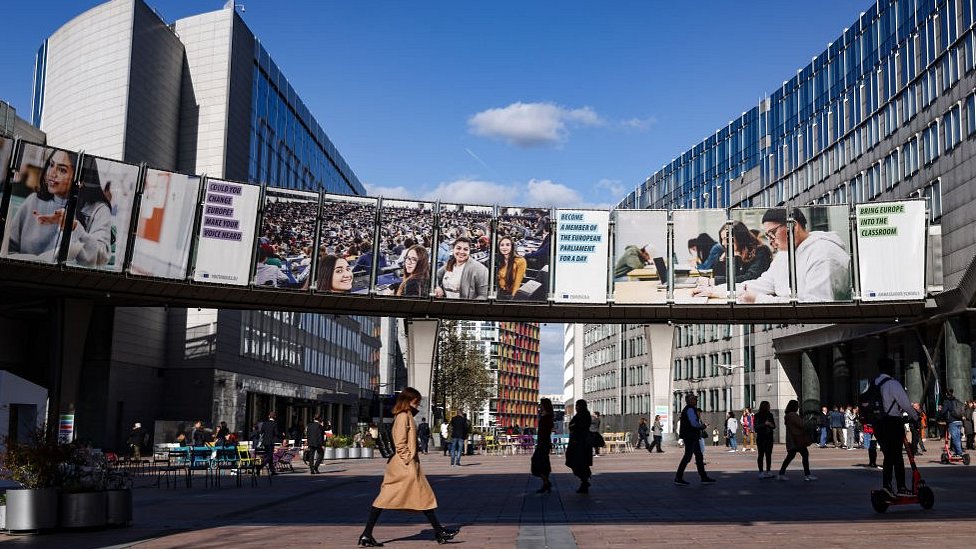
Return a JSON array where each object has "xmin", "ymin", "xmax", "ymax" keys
[{"xmin": 873, "ymin": 358, "xmax": 918, "ymax": 498}]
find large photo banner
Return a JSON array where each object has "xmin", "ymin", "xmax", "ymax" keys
[
  {"xmin": 129, "ymin": 169, "xmax": 201, "ymax": 279},
  {"xmin": 375, "ymin": 198, "xmax": 433, "ymax": 297},
  {"xmin": 612, "ymin": 210, "xmax": 668, "ymax": 304},
  {"xmin": 496, "ymin": 207, "xmax": 550, "ymax": 301},
  {"xmin": 253, "ymin": 187, "xmax": 319, "ymax": 289},
  {"xmin": 192, "ymin": 178, "xmax": 260, "ymax": 285},
  {"xmin": 64, "ymin": 155, "xmax": 139, "ymax": 272},
  {"xmin": 0, "ymin": 142, "xmax": 78, "ymax": 265},
  {"xmin": 734, "ymin": 205, "xmax": 852, "ymax": 303},
  {"xmin": 435, "ymin": 203, "xmax": 492, "ymax": 300},
  {"xmin": 319, "ymin": 194, "xmax": 377, "ymax": 295},
  {"xmin": 856, "ymin": 200, "xmax": 926, "ymax": 301},
  {"xmin": 672, "ymin": 209, "xmax": 729, "ymax": 304},
  {"xmin": 554, "ymin": 209, "xmax": 609, "ymax": 304}
]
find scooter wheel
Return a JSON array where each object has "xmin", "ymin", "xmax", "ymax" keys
[
  {"xmin": 918, "ymin": 486, "xmax": 935, "ymax": 510},
  {"xmin": 940, "ymin": 452, "xmax": 949, "ymax": 464},
  {"xmin": 964, "ymin": 454, "xmax": 971, "ymax": 466},
  {"xmin": 871, "ymin": 491, "xmax": 889, "ymax": 513}
]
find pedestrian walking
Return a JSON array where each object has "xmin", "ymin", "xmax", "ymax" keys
[
  {"xmin": 674, "ymin": 394, "xmax": 716, "ymax": 486},
  {"xmin": 844, "ymin": 405, "xmax": 856, "ymax": 449},
  {"xmin": 816, "ymin": 406, "xmax": 829, "ymax": 448},
  {"xmin": 862, "ymin": 422, "xmax": 879, "ymax": 469},
  {"xmin": 417, "ymin": 417, "xmax": 431, "ymax": 455},
  {"xmin": 531, "ymin": 398, "xmax": 554, "ymax": 493},
  {"xmin": 741, "ymin": 408, "xmax": 755, "ymax": 452},
  {"xmin": 306, "ymin": 415, "xmax": 325, "ymax": 474},
  {"xmin": 637, "ymin": 418, "xmax": 650, "ymax": 450},
  {"xmin": 565, "ymin": 399, "xmax": 593, "ymax": 494},
  {"xmin": 448, "ymin": 412, "xmax": 469, "ymax": 466},
  {"xmin": 829, "ymin": 406, "xmax": 844, "ymax": 447},
  {"xmin": 590, "ymin": 411, "xmax": 604, "ymax": 456},
  {"xmin": 647, "ymin": 415, "xmax": 665, "ymax": 453},
  {"xmin": 440, "ymin": 421, "xmax": 449, "ymax": 456},
  {"xmin": 776, "ymin": 400, "xmax": 816, "ymax": 481},
  {"xmin": 726, "ymin": 412, "xmax": 738, "ymax": 452},
  {"xmin": 126, "ymin": 422, "xmax": 146, "ymax": 460},
  {"xmin": 358, "ymin": 387, "xmax": 458, "ymax": 547},
  {"xmin": 967, "ymin": 401, "xmax": 976, "ymax": 451},
  {"xmin": 754, "ymin": 401, "xmax": 776, "ymax": 478},
  {"xmin": 259, "ymin": 411, "xmax": 281, "ymax": 476}
]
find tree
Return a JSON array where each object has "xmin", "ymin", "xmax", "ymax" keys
[{"xmin": 434, "ymin": 321, "xmax": 493, "ymax": 419}]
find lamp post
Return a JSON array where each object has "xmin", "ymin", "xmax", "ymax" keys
[{"xmin": 716, "ymin": 364, "xmax": 743, "ymax": 413}]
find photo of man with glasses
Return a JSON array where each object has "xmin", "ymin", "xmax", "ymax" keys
[{"xmin": 736, "ymin": 207, "xmax": 851, "ymax": 303}]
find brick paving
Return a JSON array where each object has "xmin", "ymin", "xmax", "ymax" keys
[{"xmin": 2, "ymin": 443, "xmax": 975, "ymax": 548}]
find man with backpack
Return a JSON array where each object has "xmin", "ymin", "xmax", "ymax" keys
[
  {"xmin": 940, "ymin": 389, "xmax": 965, "ymax": 457},
  {"xmin": 867, "ymin": 358, "xmax": 918, "ymax": 498}
]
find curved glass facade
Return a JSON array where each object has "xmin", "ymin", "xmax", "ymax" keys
[
  {"xmin": 621, "ymin": 0, "xmax": 969, "ymax": 212},
  {"xmin": 248, "ymin": 41, "xmax": 365, "ymax": 195}
]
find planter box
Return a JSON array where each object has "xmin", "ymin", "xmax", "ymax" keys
[
  {"xmin": 105, "ymin": 489, "xmax": 132, "ymax": 526},
  {"xmin": 324, "ymin": 447, "xmax": 336, "ymax": 460},
  {"xmin": 349, "ymin": 447, "xmax": 362, "ymax": 459},
  {"xmin": 335, "ymin": 447, "xmax": 350, "ymax": 459},
  {"xmin": 6, "ymin": 488, "xmax": 58, "ymax": 532},
  {"xmin": 61, "ymin": 491, "xmax": 107, "ymax": 528},
  {"xmin": 362, "ymin": 447, "xmax": 374, "ymax": 459},
  {"xmin": 0, "ymin": 504, "xmax": 5, "ymax": 531}
]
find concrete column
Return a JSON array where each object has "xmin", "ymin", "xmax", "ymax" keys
[
  {"xmin": 643, "ymin": 324, "xmax": 675, "ymax": 434},
  {"xmin": 831, "ymin": 345, "xmax": 850, "ymax": 405},
  {"xmin": 406, "ymin": 319, "xmax": 440, "ymax": 424},
  {"xmin": 903, "ymin": 336, "xmax": 924, "ymax": 403},
  {"xmin": 945, "ymin": 318, "xmax": 973, "ymax": 400},
  {"xmin": 800, "ymin": 350, "xmax": 820, "ymax": 415},
  {"xmin": 47, "ymin": 298, "xmax": 94, "ymax": 440}
]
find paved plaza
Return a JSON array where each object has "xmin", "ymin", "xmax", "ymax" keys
[{"xmin": 2, "ymin": 443, "xmax": 975, "ymax": 548}]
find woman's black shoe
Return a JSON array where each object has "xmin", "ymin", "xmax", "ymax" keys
[
  {"xmin": 435, "ymin": 527, "xmax": 459, "ymax": 544},
  {"xmin": 576, "ymin": 482, "xmax": 589, "ymax": 494},
  {"xmin": 536, "ymin": 484, "xmax": 551, "ymax": 493},
  {"xmin": 358, "ymin": 534, "xmax": 383, "ymax": 547}
]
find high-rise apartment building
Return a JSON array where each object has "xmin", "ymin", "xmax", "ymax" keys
[
  {"xmin": 608, "ymin": 0, "xmax": 976, "ymax": 429},
  {"xmin": 447, "ymin": 321, "xmax": 540, "ymax": 431},
  {"xmin": 0, "ymin": 0, "xmax": 386, "ymax": 448},
  {"xmin": 495, "ymin": 322, "xmax": 540, "ymax": 430}
]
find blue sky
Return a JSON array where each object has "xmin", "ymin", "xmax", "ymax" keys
[{"xmin": 0, "ymin": 0, "xmax": 872, "ymax": 393}]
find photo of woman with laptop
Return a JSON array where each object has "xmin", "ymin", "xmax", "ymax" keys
[
  {"xmin": 434, "ymin": 204, "xmax": 491, "ymax": 300},
  {"xmin": 494, "ymin": 207, "xmax": 551, "ymax": 301},
  {"xmin": 671, "ymin": 209, "xmax": 730, "ymax": 304}
]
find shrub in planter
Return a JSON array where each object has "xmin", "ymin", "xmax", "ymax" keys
[
  {"xmin": 2, "ymin": 430, "xmax": 72, "ymax": 531},
  {"xmin": 361, "ymin": 437, "xmax": 376, "ymax": 458},
  {"xmin": 60, "ymin": 444, "xmax": 112, "ymax": 528}
]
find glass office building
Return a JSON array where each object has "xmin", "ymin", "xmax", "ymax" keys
[
  {"xmin": 248, "ymin": 41, "xmax": 364, "ymax": 195},
  {"xmin": 11, "ymin": 0, "xmax": 383, "ymax": 449},
  {"xmin": 613, "ymin": 0, "xmax": 976, "ymax": 430}
]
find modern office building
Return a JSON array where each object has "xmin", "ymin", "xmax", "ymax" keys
[
  {"xmin": 613, "ymin": 0, "xmax": 976, "ymax": 426},
  {"xmin": 0, "ymin": 0, "xmax": 386, "ymax": 449}
]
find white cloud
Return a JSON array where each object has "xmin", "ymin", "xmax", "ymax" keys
[
  {"xmin": 596, "ymin": 178, "xmax": 626, "ymax": 197},
  {"xmin": 620, "ymin": 116, "xmax": 657, "ymax": 131},
  {"xmin": 525, "ymin": 179, "xmax": 588, "ymax": 208},
  {"xmin": 364, "ymin": 182, "xmax": 414, "ymax": 199},
  {"xmin": 468, "ymin": 102, "xmax": 604, "ymax": 147},
  {"xmin": 422, "ymin": 179, "xmax": 513, "ymax": 204},
  {"xmin": 365, "ymin": 176, "xmax": 609, "ymax": 209}
]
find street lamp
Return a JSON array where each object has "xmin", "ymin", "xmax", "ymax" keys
[{"xmin": 716, "ymin": 364, "xmax": 743, "ymax": 413}]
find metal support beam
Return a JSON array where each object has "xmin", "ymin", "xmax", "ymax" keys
[{"xmin": 405, "ymin": 318, "xmax": 440, "ymax": 425}]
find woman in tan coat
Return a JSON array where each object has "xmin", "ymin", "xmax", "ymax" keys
[{"xmin": 359, "ymin": 387, "xmax": 458, "ymax": 547}]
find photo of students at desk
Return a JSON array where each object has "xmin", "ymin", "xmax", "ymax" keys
[
  {"xmin": 433, "ymin": 204, "xmax": 492, "ymax": 300},
  {"xmin": 373, "ymin": 200, "xmax": 434, "ymax": 296},
  {"xmin": 318, "ymin": 196, "xmax": 379, "ymax": 294}
]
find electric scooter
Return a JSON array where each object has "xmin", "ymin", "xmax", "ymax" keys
[
  {"xmin": 939, "ymin": 426, "xmax": 971, "ymax": 465},
  {"xmin": 870, "ymin": 437, "xmax": 935, "ymax": 513}
]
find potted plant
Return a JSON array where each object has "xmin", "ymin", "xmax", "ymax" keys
[
  {"xmin": 323, "ymin": 435, "xmax": 337, "ymax": 460},
  {"xmin": 104, "ymin": 467, "xmax": 132, "ymax": 527},
  {"xmin": 361, "ymin": 436, "xmax": 376, "ymax": 459},
  {"xmin": 2, "ymin": 430, "xmax": 71, "ymax": 532},
  {"xmin": 334, "ymin": 435, "xmax": 351, "ymax": 459},
  {"xmin": 349, "ymin": 433, "xmax": 363, "ymax": 459},
  {"xmin": 59, "ymin": 444, "xmax": 108, "ymax": 528},
  {"xmin": 0, "ymin": 492, "xmax": 6, "ymax": 531}
]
